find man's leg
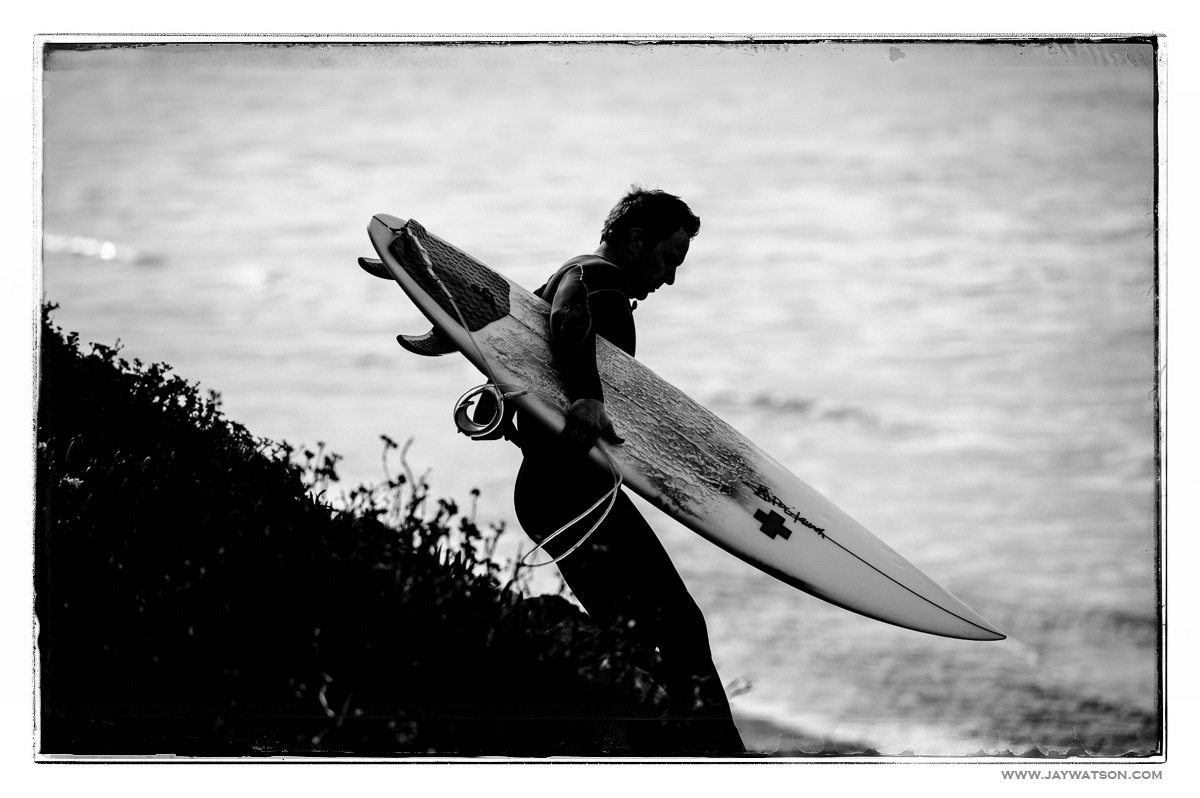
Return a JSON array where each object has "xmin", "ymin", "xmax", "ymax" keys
[{"xmin": 515, "ymin": 457, "xmax": 744, "ymax": 755}]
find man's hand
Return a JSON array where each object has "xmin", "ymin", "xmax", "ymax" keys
[{"xmin": 561, "ymin": 398, "xmax": 624, "ymax": 453}]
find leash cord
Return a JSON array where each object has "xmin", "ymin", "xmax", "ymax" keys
[{"xmin": 402, "ymin": 224, "xmax": 623, "ymax": 567}]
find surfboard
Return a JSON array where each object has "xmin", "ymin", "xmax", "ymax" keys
[{"xmin": 364, "ymin": 214, "xmax": 1004, "ymax": 642}]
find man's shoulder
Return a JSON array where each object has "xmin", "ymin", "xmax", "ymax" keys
[
  {"xmin": 538, "ymin": 255, "xmax": 625, "ymax": 299},
  {"xmin": 560, "ymin": 256, "xmax": 625, "ymax": 291}
]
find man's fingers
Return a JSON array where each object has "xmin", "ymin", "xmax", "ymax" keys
[
  {"xmin": 561, "ymin": 415, "xmax": 598, "ymax": 452},
  {"xmin": 559, "ymin": 398, "xmax": 623, "ymax": 449}
]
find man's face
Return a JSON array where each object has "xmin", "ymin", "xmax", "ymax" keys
[{"xmin": 631, "ymin": 228, "xmax": 690, "ymax": 301}]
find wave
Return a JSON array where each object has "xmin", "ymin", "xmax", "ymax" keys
[
  {"xmin": 709, "ymin": 389, "xmax": 931, "ymax": 437},
  {"xmin": 975, "ymin": 601, "xmax": 1158, "ymax": 649}
]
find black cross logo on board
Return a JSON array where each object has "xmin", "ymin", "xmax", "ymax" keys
[{"xmin": 754, "ymin": 509, "xmax": 792, "ymax": 541}]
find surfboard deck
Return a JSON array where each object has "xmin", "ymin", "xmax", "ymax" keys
[{"xmin": 365, "ymin": 214, "xmax": 1004, "ymax": 641}]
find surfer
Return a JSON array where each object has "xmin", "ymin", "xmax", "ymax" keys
[{"xmin": 509, "ymin": 188, "xmax": 744, "ymax": 755}]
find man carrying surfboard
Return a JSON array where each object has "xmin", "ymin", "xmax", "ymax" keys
[
  {"xmin": 364, "ymin": 188, "xmax": 1003, "ymax": 753},
  {"xmin": 509, "ymin": 188, "xmax": 744, "ymax": 755}
]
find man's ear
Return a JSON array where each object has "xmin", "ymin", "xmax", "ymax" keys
[{"xmin": 626, "ymin": 227, "xmax": 645, "ymax": 257}]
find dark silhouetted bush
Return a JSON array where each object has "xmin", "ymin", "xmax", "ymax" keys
[{"xmin": 35, "ymin": 304, "xmax": 689, "ymax": 757}]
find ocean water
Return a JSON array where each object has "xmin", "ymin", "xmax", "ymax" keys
[{"xmin": 39, "ymin": 41, "xmax": 1159, "ymax": 756}]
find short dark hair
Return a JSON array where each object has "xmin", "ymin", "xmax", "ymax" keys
[{"xmin": 600, "ymin": 186, "xmax": 701, "ymax": 248}]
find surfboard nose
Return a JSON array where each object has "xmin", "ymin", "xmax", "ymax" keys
[
  {"xmin": 952, "ymin": 613, "xmax": 1006, "ymax": 641},
  {"xmin": 914, "ymin": 599, "xmax": 1006, "ymax": 641}
]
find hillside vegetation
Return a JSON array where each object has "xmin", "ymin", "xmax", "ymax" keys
[{"xmin": 35, "ymin": 305, "xmax": 697, "ymax": 757}]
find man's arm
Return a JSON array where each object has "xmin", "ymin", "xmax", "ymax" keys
[{"xmin": 548, "ymin": 266, "xmax": 624, "ymax": 449}]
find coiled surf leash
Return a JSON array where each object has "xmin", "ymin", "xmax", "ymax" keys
[{"xmin": 400, "ymin": 223, "xmax": 624, "ymax": 567}]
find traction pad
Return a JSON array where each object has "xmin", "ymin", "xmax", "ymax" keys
[{"xmin": 386, "ymin": 218, "xmax": 511, "ymax": 332}]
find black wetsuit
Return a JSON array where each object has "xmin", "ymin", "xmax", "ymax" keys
[{"xmin": 512, "ymin": 255, "xmax": 744, "ymax": 755}]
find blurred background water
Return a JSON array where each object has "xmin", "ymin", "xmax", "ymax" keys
[{"xmin": 39, "ymin": 40, "xmax": 1159, "ymax": 756}]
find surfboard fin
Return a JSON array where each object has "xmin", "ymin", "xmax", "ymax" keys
[
  {"xmin": 397, "ymin": 328, "xmax": 458, "ymax": 357},
  {"xmin": 359, "ymin": 255, "xmax": 456, "ymax": 356},
  {"xmin": 357, "ymin": 256, "xmax": 393, "ymax": 280}
]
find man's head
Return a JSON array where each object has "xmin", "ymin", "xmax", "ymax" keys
[{"xmin": 600, "ymin": 187, "xmax": 700, "ymax": 301}]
